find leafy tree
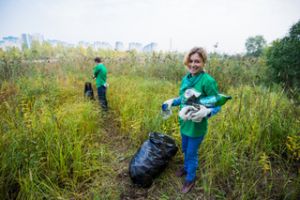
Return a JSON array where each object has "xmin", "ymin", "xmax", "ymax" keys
[
  {"xmin": 245, "ymin": 35, "xmax": 267, "ymax": 57},
  {"xmin": 266, "ymin": 20, "xmax": 300, "ymax": 94}
]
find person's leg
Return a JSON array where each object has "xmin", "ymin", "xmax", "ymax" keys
[
  {"xmin": 181, "ymin": 134, "xmax": 189, "ymax": 172},
  {"xmin": 97, "ymin": 86, "xmax": 108, "ymax": 111},
  {"xmin": 176, "ymin": 134, "xmax": 189, "ymax": 177},
  {"xmin": 185, "ymin": 135, "xmax": 204, "ymax": 182}
]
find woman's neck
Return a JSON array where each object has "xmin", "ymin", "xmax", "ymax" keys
[{"xmin": 191, "ymin": 70, "xmax": 204, "ymax": 76}]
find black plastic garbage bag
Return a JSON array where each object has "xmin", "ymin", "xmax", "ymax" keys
[
  {"xmin": 84, "ymin": 82, "xmax": 94, "ymax": 100},
  {"xmin": 129, "ymin": 132, "xmax": 178, "ymax": 188}
]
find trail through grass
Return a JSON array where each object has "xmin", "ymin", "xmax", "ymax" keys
[{"xmin": 97, "ymin": 110, "xmax": 209, "ymax": 200}]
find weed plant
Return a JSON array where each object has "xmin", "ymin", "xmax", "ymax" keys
[{"xmin": 0, "ymin": 48, "xmax": 299, "ymax": 199}]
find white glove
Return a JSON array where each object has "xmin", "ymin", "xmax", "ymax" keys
[
  {"xmin": 162, "ymin": 98, "xmax": 174, "ymax": 111},
  {"xmin": 104, "ymin": 83, "xmax": 109, "ymax": 88},
  {"xmin": 190, "ymin": 105, "xmax": 212, "ymax": 122},
  {"xmin": 184, "ymin": 88, "xmax": 201, "ymax": 99},
  {"xmin": 179, "ymin": 106, "xmax": 198, "ymax": 121}
]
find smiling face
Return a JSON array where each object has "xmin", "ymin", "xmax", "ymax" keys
[{"xmin": 188, "ymin": 53, "xmax": 204, "ymax": 76}]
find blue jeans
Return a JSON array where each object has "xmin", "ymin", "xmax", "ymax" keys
[
  {"xmin": 181, "ymin": 134, "xmax": 204, "ymax": 182},
  {"xmin": 97, "ymin": 86, "xmax": 108, "ymax": 111}
]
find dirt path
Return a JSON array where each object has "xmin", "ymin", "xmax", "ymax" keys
[
  {"xmin": 100, "ymin": 111, "xmax": 207, "ymax": 200},
  {"xmin": 101, "ymin": 111, "xmax": 149, "ymax": 199}
]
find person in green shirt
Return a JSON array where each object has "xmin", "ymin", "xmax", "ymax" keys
[
  {"xmin": 162, "ymin": 47, "xmax": 221, "ymax": 193},
  {"xmin": 93, "ymin": 57, "xmax": 108, "ymax": 111}
]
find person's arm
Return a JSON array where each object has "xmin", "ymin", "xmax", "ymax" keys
[
  {"xmin": 204, "ymin": 76, "xmax": 220, "ymax": 118},
  {"xmin": 93, "ymin": 65, "xmax": 101, "ymax": 77},
  {"xmin": 190, "ymin": 76, "xmax": 221, "ymax": 122},
  {"xmin": 207, "ymin": 106, "xmax": 221, "ymax": 118},
  {"xmin": 162, "ymin": 96, "xmax": 181, "ymax": 112},
  {"xmin": 171, "ymin": 97, "xmax": 181, "ymax": 106}
]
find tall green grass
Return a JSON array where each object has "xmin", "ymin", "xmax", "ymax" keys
[
  {"xmin": 202, "ymin": 85, "xmax": 299, "ymax": 199},
  {"xmin": 107, "ymin": 75, "xmax": 299, "ymax": 199},
  {"xmin": 0, "ymin": 48, "xmax": 299, "ymax": 199},
  {"xmin": 0, "ymin": 75, "xmax": 114, "ymax": 199},
  {"xmin": 108, "ymin": 75, "xmax": 181, "ymax": 145}
]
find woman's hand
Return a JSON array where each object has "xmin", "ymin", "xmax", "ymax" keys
[
  {"xmin": 189, "ymin": 105, "xmax": 211, "ymax": 122},
  {"xmin": 179, "ymin": 106, "xmax": 198, "ymax": 121}
]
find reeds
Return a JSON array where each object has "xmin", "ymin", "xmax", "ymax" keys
[{"xmin": 0, "ymin": 49, "xmax": 299, "ymax": 199}]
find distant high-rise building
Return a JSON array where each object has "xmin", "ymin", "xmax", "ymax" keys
[
  {"xmin": 47, "ymin": 39, "xmax": 70, "ymax": 47},
  {"xmin": 115, "ymin": 41, "xmax": 124, "ymax": 51},
  {"xmin": 78, "ymin": 41, "xmax": 90, "ymax": 48},
  {"xmin": 128, "ymin": 42, "xmax": 142, "ymax": 51},
  {"xmin": 31, "ymin": 33, "xmax": 44, "ymax": 43},
  {"xmin": 47, "ymin": 39, "xmax": 58, "ymax": 46},
  {"xmin": 93, "ymin": 41, "xmax": 112, "ymax": 50},
  {"xmin": 0, "ymin": 40, "xmax": 5, "ymax": 50},
  {"xmin": 2, "ymin": 36, "xmax": 22, "ymax": 49},
  {"xmin": 143, "ymin": 42, "xmax": 158, "ymax": 52},
  {"xmin": 0, "ymin": 33, "xmax": 77, "ymax": 50},
  {"xmin": 21, "ymin": 33, "xmax": 32, "ymax": 48},
  {"xmin": 3, "ymin": 36, "xmax": 19, "ymax": 43}
]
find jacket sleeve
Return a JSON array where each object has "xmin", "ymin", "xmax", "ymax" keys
[
  {"xmin": 171, "ymin": 97, "xmax": 181, "ymax": 106},
  {"xmin": 93, "ymin": 66, "xmax": 101, "ymax": 77},
  {"xmin": 207, "ymin": 106, "xmax": 221, "ymax": 118},
  {"xmin": 204, "ymin": 76, "xmax": 221, "ymax": 118}
]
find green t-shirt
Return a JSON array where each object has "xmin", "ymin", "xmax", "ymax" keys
[
  {"xmin": 93, "ymin": 63, "xmax": 107, "ymax": 88},
  {"xmin": 179, "ymin": 72, "xmax": 219, "ymax": 137}
]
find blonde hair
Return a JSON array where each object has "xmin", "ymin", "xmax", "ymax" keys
[{"xmin": 183, "ymin": 47, "xmax": 207, "ymax": 66}]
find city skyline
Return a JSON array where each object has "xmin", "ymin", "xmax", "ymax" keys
[
  {"xmin": 0, "ymin": 33, "xmax": 158, "ymax": 52},
  {"xmin": 1, "ymin": 0, "xmax": 300, "ymax": 54}
]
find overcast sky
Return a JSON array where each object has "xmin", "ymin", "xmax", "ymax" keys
[{"xmin": 1, "ymin": 0, "xmax": 299, "ymax": 54}]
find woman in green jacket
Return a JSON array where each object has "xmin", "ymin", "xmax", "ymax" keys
[{"xmin": 162, "ymin": 47, "xmax": 221, "ymax": 193}]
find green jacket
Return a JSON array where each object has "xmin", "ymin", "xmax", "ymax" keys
[
  {"xmin": 93, "ymin": 63, "xmax": 107, "ymax": 88},
  {"xmin": 179, "ymin": 72, "xmax": 219, "ymax": 137}
]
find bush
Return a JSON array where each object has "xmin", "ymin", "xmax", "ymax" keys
[{"xmin": 266, "ymin": 20, "xmax": 300, "ymax": 99}]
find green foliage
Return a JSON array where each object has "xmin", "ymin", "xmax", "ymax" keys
[
  {"xmin": 105, "ymin": 51, "xmax": 186, "ymax": 82},
  {"xmin": 266, "ymin": 20, "xmax": 300, "ymax": 97},
  {"xmin": 245, "ymin": 35, "xmax": 267, "ymax": 57},
  {"xmin": 108, "ymin": 77, "xmax": 300, "ymax": 199},
  {"xmin": 0, "ymin": 47, "xmax": 25, "ymax": 85},
  {"xmin": 0, "ymin": 75, "xmax": 113, "ymax": 199},
  {"xmin": 207, "ymin": 53, "xmax": 269, "ymax": 92},
  {"xmin": 0, "ymin": 38, "xmax": 299, "ymax": 199},
  {"xmin": 108, "ymin": 75, "xmax": 181, "ymax": 145}
]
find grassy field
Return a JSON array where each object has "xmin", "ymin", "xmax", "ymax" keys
[{"xmin": 0, "ymin": 51, "xmax": 299, "ymax": 199}]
